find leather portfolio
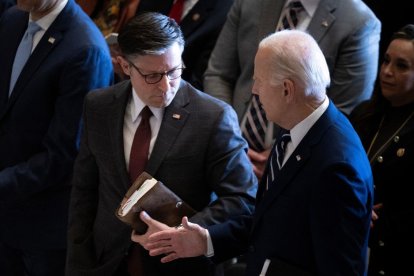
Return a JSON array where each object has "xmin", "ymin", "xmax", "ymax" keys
[{"xmin": 116, "ymin": 171, "xmax": 196, "ymax": 234}]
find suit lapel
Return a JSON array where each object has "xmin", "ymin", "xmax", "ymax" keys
[
  {"xmin": 5, "ymin": 1, "xmax": 73, "ymax": 112},
  {"xmin": 107, "ymin": 81, "xmax": 133, "ymax": 190},
  {"xmin": 258, "ymin": 0, "xmax": 285, "ymax": 41},
  {"xmin": 252, "ymin": 102, "xmax": 338, "ymax": 230},
  {"xmin": 180, "ymin": 0, "xmax": 214, "ymax": 37},
  {"xmin": 146, "ymin": 81, "xmax": 190, "ymax": 175},
  {"xmin": 307, "ymin": 0, "xmax": 336, "ymax": 42},
  {"xmin": 0, "ymin": 11, "xmax": 27, "ymax": 113},
  {"xmin": 7, "ymin": 32, "xmax": 62, "ymax": 105},
  {"xmin": 253, "ymin": 143, "xmax": 311, "ymax": 227}
]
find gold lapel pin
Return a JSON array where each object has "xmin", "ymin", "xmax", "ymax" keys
[
  {"xmin": 48, "ymin": 37, "xmax": 55, "ymax": 44},
  {"xmin": 192, "ymin": 13, "xmax": 200, "ymax": 21},
  {"xmin": 397, "ymin": 148, "xmax": 405, "ymax": 157},
  {"xmin": 172, "ymin": 114, "xmax": 181, "ymax": 120},
  {"xmin": 321, "ymin": 21, "xmax": 329, "ymax": 28}
]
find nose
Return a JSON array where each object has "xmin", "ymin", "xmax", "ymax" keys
[
  {"xmin": 157, "ymin": 74, "xmax": 171, "ymax": 93},
  {"xmin": 252, "ymin": 80, "xmax": 259, "ymax": 95},
  {"xmin": 381, "ymin": 62, "xmax": 393, "ymax": 76}
]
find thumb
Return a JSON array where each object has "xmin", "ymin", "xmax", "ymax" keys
[
  {"xmin": 140, "ymin": 211, "xmax": 168, "ymax": 230},
  {"xmin": 140, "ymin": 211, "xmax": 155, "ymax": 226},
  {"xmin": 181, "ymin": 216, "xmax": 200, "ymax": 231}
]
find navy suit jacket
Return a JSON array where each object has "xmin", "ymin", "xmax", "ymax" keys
[
  {"xmin": 209, "ymin": 102, "xmax": 374, "ymax": 275},
  {"xmin": 137, "ymin": 0, "xmax": 234, "ymax": 89},
  {"xmin": 0, "ymin": 0, "xmax": 113, "ymax": 249},
  {"xmin": 66, "ymin": 80, "xmax": 257, "ymax": 275}
]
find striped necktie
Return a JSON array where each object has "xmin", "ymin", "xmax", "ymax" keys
[
  {"xmin": 276, "ymin": 1, "xmax": 304, "ymax": 31},
  {"xmin": 242, "ymin": 95, "xmax": 268, "ymax": 151},
  {"xmin": 266, "ymin": 130, "xmax": 291, "ymax": 190}
]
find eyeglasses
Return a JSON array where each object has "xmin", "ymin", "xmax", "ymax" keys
[{"xmin": 127, "ymin": 60, "xmax": 185, "ymax": 84}]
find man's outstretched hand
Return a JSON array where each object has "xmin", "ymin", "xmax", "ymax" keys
[{"xmin": 132, "ymin": 211, "xmax": 208, "ymax": 263}]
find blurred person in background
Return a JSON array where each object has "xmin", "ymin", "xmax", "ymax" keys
[
  {"xmin": 0, "ymin": 0, "xmax": 113, "ymax": 275},
  {"xmin": 350, "ymin": 24, "xmax": 414, "ymax": 276}
]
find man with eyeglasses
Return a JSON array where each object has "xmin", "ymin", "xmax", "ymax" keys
[{"xmin": 66, "ymin": 12, "xmax": 257, "ymax": 276}]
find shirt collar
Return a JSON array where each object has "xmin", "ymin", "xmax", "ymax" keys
[
  {"xmin": 290, "ymin": 96, "xmax": 329, "ymax": 148},
  {"xmin": 130, "ymin": 88, "xmax": 163, "ymax": 123},
  {"xmin": 30, "ymin": 0, "xmax": 68, "ymax": 31}
]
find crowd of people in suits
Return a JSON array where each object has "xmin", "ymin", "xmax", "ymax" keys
[{"xmin": 0, "ymin": 0, "xmax": 412, "ymax": 275}]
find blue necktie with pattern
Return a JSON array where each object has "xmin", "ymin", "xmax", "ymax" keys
[{"xmin": 9, "ymin": 21, "xmax": 42, "ymax": 96}]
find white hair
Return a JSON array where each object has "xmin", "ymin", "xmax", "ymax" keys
[{"xmin": 259, "ymin": 30, "xmax": 330, "ymax": 101}]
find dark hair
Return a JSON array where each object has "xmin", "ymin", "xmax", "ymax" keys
[
  {"xmin": 118, "ymin": 12, "xmax": 185, "ymax": 58},
  {"xmin": 391, "ymin": 24, "xmax": 414, "ymax": 42},
  {"xmin": 353, "ymin": 24, "xmax": 414, "ymax": 118}
]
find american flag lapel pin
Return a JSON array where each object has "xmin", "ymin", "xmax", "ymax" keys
[
  {"xmin": 48, "ymin": 37, "xmax": 55, "ymax": 44},
  {"xmin": 172, "ymin": 113, "xmax": 181, "ymax": 120}
]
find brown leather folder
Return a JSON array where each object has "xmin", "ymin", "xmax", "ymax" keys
[{"xmin": 115, "ymin": 172, "xmax": 196, "ymax": 234}]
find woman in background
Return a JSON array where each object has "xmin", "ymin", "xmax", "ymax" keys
[{"xmin": 350, "ymin": 24, "xmax": 414, "ymax": 276}]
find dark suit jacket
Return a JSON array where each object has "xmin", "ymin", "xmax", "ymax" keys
[
  {"xmin": 66, "ymin": 80, "xmax": 257, "ymax": 275},
  {"xmin": 208, "ymin": 102, "xmax": 374, "ymax": 275},
  {"xmin": 0, "ymin": 0, "xmax": 14, "ymax": 18},
  {"xmin": 0, "ymin": 0, "xmax": 113, "ymax": 250},
  {"xmin": 350, "ymin": 99, "xmax": 414, "ymax": 275},
  {"xmin": 137, "ymin": 0, "xmax": 234, "ymax": 90}
]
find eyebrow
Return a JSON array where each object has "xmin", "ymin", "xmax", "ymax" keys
[{"xmin": 132, "ymin": 63, "xmax": 182, "ymax": 74}]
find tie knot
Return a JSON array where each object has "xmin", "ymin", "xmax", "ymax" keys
[
  {"xmin": 27, "ymin": 21, "xmax": 41, "ymax": 36},
  {"xmin": 279, "ymin": 130, "xmax": 291, "ymax": 150},
  {"xmin": 289, "ymin": 1, "xmax": 303, "ymax": 10},
  {"xmin": 140, "ymin": 106, "xmax": 153, "ymax": 120}
]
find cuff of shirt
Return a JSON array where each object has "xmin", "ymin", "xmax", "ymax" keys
[{"xmin": 204, "ymin": 229, "xmax": 214, "ymax": 257}]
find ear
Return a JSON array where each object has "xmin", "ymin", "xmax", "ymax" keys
[
  {"xmin": 117, "ymin": 56, "xmax": 132, "ymax": 77},
  {"xmin": 283, "ymin": 79, "xmax": 295, "ymax": 102}
]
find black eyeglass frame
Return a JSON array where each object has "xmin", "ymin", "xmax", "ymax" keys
[{"xmin": 127, "ymin": 59, "xmax": 186, "ymax": 84}]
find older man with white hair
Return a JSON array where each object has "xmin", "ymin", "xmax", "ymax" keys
[{"xmin": 134, "ymin": 29, "xmax": 374, "ymax": 276}]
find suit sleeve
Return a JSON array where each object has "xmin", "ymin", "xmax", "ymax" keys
[
  {"xmin": 0, "ymin": 45, "xmax": 113, "ymax": 203},
  {"xmin": 66, "ymin": 96, "xmax": 101, "ymax": 272},
  {"xmin": 310, "ymin": 161, "xmax": 372, "ymax": 275},
  {"xmin": 203, "ymin": 0, "xmax": 241, "ymax": 104},
  {"xmin": 326, "ymin": 15, "xmax": 380, "ymax": 115},
  {"xmin": 189, "ymin": 103, "xmax": 257, "ymax": 225}
]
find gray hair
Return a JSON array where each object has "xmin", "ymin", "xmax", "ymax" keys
[{"xmin": 259, "ymin": 30, "xmax": 330, "ymax": 100}]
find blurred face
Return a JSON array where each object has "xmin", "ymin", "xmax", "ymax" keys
[
  {"xmin": 17, "ymin": 0, "xmax": 55, "ymax": 11},
  {"xmin": 380, "ymin": 38, "xmax": 414, "ymax": 106},
  {"xmin": 119, "ymin": 42, "xmax": 183, "ymax": 108},
  {"xmin": 252, "ymin": 48, "xmax": 287, "ymax": 126},
  {"xmin": 17, "ymin": 0, "xmax": 59, "ymax": 19}
]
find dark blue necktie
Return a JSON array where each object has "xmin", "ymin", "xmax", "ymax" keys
[{"xmin": 266, "ymin": 130, "xmax": 291, "ymax": 190}]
